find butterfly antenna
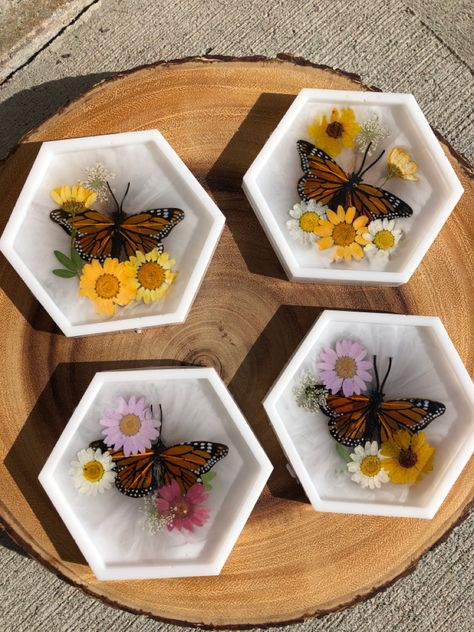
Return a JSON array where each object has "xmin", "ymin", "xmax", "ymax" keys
[
  {"xmin": 380, "ymin": 357, "xmax": 393, "ymax": 392},
  {"xmin": 358, "ymin": 149, "xmax": 385, "ymax": 179},
  {"xmin": 107, "ymin": 182, "xmax": 120, "ymax": 212},
  {"xmin": 119, "ymin": 182, "xmax": 131, "ymax": 213},
  {"xmin": 356, "ymin": 142, "xmax": 372, "ymax": 175},
  {"xmin": 373, "ymin": 355, "xmax": 380, "ymax": 391}
]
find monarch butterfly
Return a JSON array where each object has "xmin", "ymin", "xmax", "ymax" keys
[
  {"xmin": 50, "ymin": 183, "xmax": 184, "ymax": 263},
  {"xmin": 90, "ymin": 405, "xmax": 229, "ymax": 498},
  {"xmin": 317, "ymin": 357, "xmax": 445, "ymax": 447},
  {"xmin": 297, "ymin": 140, "xmax": 413, "ymax": 221}
]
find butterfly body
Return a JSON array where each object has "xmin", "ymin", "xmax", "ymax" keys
[
  {"xmin": 296, "ymin": 140, "xmax": 413, "ymax": 221},
  {"xmin": 90, "ymin": 437, "xmax": 229, "ymax": 498},
  {"xmin": 317, "ymin": 358, "xmax": 446, "ymax": 447}
]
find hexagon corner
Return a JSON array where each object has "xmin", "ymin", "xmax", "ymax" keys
[
  {"xmin": 264, "ymin": 310, "xmax": 474, "ymax": 518},
  {"xmin": 0, "ymin": 130, "xmax": 225, "ymax": 336},
  {"xmin": 39, "ymin": 366, "xmax": 272, "ymax": 580},
  {"xmin": 243, "ymin": 89, "xmax": 463, "ymax": 285}
]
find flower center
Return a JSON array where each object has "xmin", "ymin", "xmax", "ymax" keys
[
  {"xmin": 332, "ymin": 222, "xmax": 356, "ymax": 246},
  {"xmin": 137, "ymin": 262, "xmax": 165, "ymax": 290},
  {"xmin": 398, "ymin": 448, "xmax": 418, "ymax": 468},
  {"xmin": 373, "ymin": 229, "xmax": 395, "ymax": 250},
  {"xmin": 82, "ymin": 460, "xmax": 104, "ymax": 482},
  {"xmin": 170, "ymin": 498, "xmax": 191, "ymax": 518},
  {"xmin": 360, "ymin": 455, "xmax": 382, "ymax": 477},
  {"xmin": 388, "ymin": 163, "xmax": 404, "ymax": 178},
  {"xmin": 335, "ymin": 355, "xmax": 357, "ymax": 378},
  {"xmin": 63, "ymin": 201, "xmax": 84, "ymax": 214},
  {"xmin": 118, "ymin": 413, "xmax": 142, "ymax": 436},
  {"xmin": 299, "ymin": 211, "xmax": 320, "ymax": 233},
  {"xmin": 95, "ymin": 273, "xmax": 120, "ymax": 299},
  {"xmin": 326, "ymin": 121, "xmax": 344, "ymax": 139}
]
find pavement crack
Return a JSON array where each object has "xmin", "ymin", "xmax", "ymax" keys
[{"xmin": 0, "ymin": 0, "xmax": 101, "ymax": 87}]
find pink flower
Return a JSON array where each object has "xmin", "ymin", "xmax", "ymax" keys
[
  {"xmin": 100, "ymin": 396, "xmax": 160, "ymax": 457},
  {"xmin": 156, "ymin": 480, "xmax": 209, "ymax": 532},
  {"xmin": 318, "ymin": 340, "xmax": 372, "ymax": 397}
]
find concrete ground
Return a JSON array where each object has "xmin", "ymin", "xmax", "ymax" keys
[{"xmin": 0, "ymin": 1, "xmax": 473, "ymax": 630}]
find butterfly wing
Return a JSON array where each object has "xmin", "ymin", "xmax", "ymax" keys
[
  {"xmin": 157, "ymin": 441, "xmax": 229, "ymax": 493},
  {"xmin": 111, "ymin": 448, "xmax": 156, "ymax": 498},
  {"xmin": 349, "ymin": 182, "xmax": 413, "ymax": 221},
  {"xmin": 378, "ymin": 398, "xmax": 446, "ymax": 443},
  {"xmin": 50, "ymin": 209, "xmax": 115, "ymax": 262},
  {"xmin": 120, "ymin": 208, "xmax": 185, "ymax": 258},
  {"xmin": 319, "ymin": 393, "xmax": 372, "ymax": 447},
  {"xmin": 297, "ymin": 140, "xmax": 350, "ymax": 205}
]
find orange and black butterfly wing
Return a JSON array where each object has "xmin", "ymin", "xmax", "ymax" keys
[
  {"xmin": 50, "ymin": 208, "xmax": 115, "ymax": 262},
  {"xmin": 377, "ymin": 398, "xmax": 446, "ymax": 443},
  {"xmin": 319, "ymin": 392, "xmax": 372, "ymax": 447},
  {"xmin": 297, "ymin": 140, "xmax": 350, "ymax": 206},
  {"xmin": 120, "ymin": 208, "xmax": 185, "ymax": 258},
  {"xmin": 348, "ymin": 182, "xmax": 413, "ymax": 221},
  {"xmin": 157, "ymin": 441, "xmax": 229, "ymax": 494}
]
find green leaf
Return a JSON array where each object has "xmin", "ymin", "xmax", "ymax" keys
[
  {"xmin": 201, "ymin": 471, "xmax": 216, "ymax": 491},
  {"xmin": 70, "ymin": 249, "xmax": 84, "ymax": 270},
  {"xmin": 53, "ymin": 268, "xmax": 77, "ymax": 278},
  {"xmin": 54, "ymin": 250, "xmax": 76, "ymax": 272},
  {"xmin": 335, "ymin": 443, "xmax": 352, "ymax": 463}
]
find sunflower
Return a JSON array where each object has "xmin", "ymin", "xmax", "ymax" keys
[
  {"xmin": 386, "ymin": 147, "xmax": 419, "ymax": 181},
  {"xmin": 381, "ymin": 430, "xmax": 435, "ymax": 484},
  {"xmin": 50, "ymin": 184, "xmax": 97, "ymax": 213},
  {"xmin": 308, "ymin": 107, "xmax": 361, "ymax": 157},
  {"xmin": 124, "ymin": 249, "xmax": 176, "ymax": 304},
  {"xmin": 314, "ymin": 205, "xmax": 369, "ymax": 262},
  {"xmin": 79, "ymin": 258, "xmax": 136, "ymax": 315}
]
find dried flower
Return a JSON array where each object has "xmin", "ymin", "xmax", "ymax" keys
[
  {"xmin": 314, "ymin": 205, "xmax": 369, "ymax": 262},
  {"xmin": 363, "ymin": 218, "xmax": 403, "ymax": 262},
  {"xmin": 100, "ymin": 396, "xmax": 161, "ymax": 457},
  {"xmin": 347, "ymin": 441, "xmax": 389, "ymax": 489},
  {"xmin": 286, "ymin": 200, "xmax": 327, "ymax": 246},
  {"xmin": 318, "ymin": 340, "xmax": 372, "ymax": 397},
  {"xmin": 142, "ymin": 492, "xmax": 175, "ymax": 535},
  {"xmin": 355, "ymin": 114, "xmax": 389, "ymax": 155},
  {"xmin": 381, "ymin": 430, "xmax": 435, "ymax": 484},
  {"xmin": 124, "ymin": 249, "xmax": 176, "ymax": 304},
  {"xmin": 79, "ymin": 257, "xmax": 136, "ymax": 315},
  {"xmin": 293, "ymin": 372, "xmax": 326, "ymax": 412},
  {"xmin": 156, "ymin": 480, "xmax": 209, "ymax": 532},
  {"xmin": 386, "ymin": 147, "xmax": 419, "ymax": 181},
  {"xmin": 80, "ymin": 162, "xmax": 115, "ymax": 202},
  {"xmin": 69, "ymin": 447, "xmax": 115, "ymax": 495},
  {"xmin": 308, "ymin": 107, "xmax": 361, "ymax": 158},
  {"xmin": 51, "ymin": 184, "xmax": 97, "ymax": 213}
]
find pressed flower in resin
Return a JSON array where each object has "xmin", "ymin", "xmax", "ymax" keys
[
  {"xmin": 308, "ymin": 107, "xmax": 361, "ymax": 158},
  {"xmin": 318, "ymin": 340, "xmax": 372, "ymax": 397}
]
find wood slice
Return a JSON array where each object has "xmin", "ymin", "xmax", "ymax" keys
[{"xmin": 0, "ymin": 56, "xmax": 473, "ymax": 627}]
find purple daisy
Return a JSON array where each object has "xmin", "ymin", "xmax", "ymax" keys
[
  {"xmin": 100, "ymin": 396, "xmax": 161, "ymax": 457},
  {"xmin": 317, "ymin": 340, "xmax": 373, "ymax": 397}
]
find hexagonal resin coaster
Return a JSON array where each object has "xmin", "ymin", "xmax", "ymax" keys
[
  {"xmin": 0, "ymin": 130, "xmax": 224, "ymax": 336},
  {"xmin": 264, "ymin": 311, "xmax": 474, "ymax": 518},
  {"xmin": 39, "ymin": 367, "xmax": 272, "ymax": 580},
  {"xmin": 243, "ymin": 89, "xmax": 463, "ymax": 285}
]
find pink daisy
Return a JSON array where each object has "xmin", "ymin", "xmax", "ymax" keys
[
  {"xmin": 156, "ymin": 480, "xmax": 210, "ymax": 532},
  {"xmin": 318, "ymin": 340, "xmax": 373, "ymax": 397},
  {"xmin": 100, "ymin": 396, "xmax": 160, "ymax": 457}
]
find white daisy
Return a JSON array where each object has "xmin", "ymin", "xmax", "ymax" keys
[
  {"xmin": 347, "ymin": 441, "xmax": 389, "ymax": 489},
  {"xmin": 69, "ymin": 447, "xmax": 116, "ymax": 496},
  {"xmin": 363, "ymin": 218, "xmax": 402, "ymax": 263},
  {"xmin": 286, "ymin": 200, "xmax": 327, "ymax": 246}
]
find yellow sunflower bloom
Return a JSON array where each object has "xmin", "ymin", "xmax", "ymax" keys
[
  {"xmin": 314, "ymin": 205, "xmax": 369, "ymax": 262},
  {"xmin": 124, "ymin": 249, "xmax": 176, "ymax": 304},
  {"xmin": 79, "ymin": 258, "xmax": 136, "ymax": 316},
  {"xmin": 308, "ymin": 107, "xmax": 361, "ymax": 157},
  {"xmin": 50, "ymin": 184, "xmax": 97, "ymax": 214},
  {"xmin": 386, "ymin": 147, "xmax": 419, "ymax": 181},
  {"xmin": 381, "ymin": 430, "xmax": 435, "ymax": 484}
]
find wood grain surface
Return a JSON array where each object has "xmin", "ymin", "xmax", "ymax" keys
[{"xmin": 0, "ymin": 57, "xmax": 473, "ymax": 627}]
